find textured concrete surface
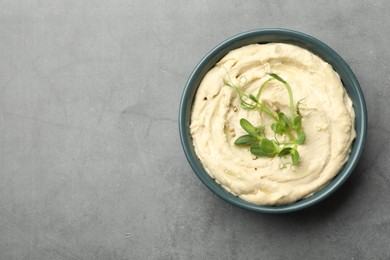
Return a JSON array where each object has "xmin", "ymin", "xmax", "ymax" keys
[{"xmin": 0, "ymin": 1, "xmax": 388, "ymax": 259}]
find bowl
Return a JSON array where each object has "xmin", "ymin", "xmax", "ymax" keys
[{"xmin": 178, "ymin": 28, "xmax": 367, "ymax": 213}]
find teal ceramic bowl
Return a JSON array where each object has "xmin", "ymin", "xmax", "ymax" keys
[{"xmin": 179, "ymin": 29, "xmax": 367, "ymax": 213}]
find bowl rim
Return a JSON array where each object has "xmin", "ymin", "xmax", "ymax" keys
[{"xmin": 179, "ymin": 28, "xmax": 367, "ymax": 213}]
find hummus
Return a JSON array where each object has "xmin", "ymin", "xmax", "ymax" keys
[{"xmin": 190, "ymin": 43, "xmax": 356, "ymax": 205}]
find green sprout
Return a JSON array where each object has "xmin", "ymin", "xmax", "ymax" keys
[{"xmin": 224, "ymin": 73, "xmax": 306, "ymax": 166}]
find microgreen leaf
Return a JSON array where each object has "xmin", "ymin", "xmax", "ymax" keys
[
  {"xmin": 260, "ymin": 138, "xmax": 278, "ymax": 154},
  {"xmin": 234, "ymin": 135, "xmax": 258, "ymax": 145},
  {"xmin": 248, "ymin": 94, "xmax": 258, "ymax": 103},
  {"xmin": 278, "ymin": 112, "xmax": 291, "ymax": 128},
  {"xmin": 296, "ymin": 132, "xmax": 306, "ymax": 145},
  {"xmin": 267, "ymin": 73, "xmax": 287, "ymax": 84},
  {"xmin": 293, "ymin": 115, "xmax": 302, "ymax": 129},
  {"xmin": 271, "ymin": 122, "xmax": 284, "ymax": 135},
  {"xmin": 250, "ymin": 144, "xmax": 270, "ymax": 157},
  {"xmin": 250, "ymin": 141, "xmax": 278, "ymax": 157},
  {"xmin": 291, "ymin": 149, "xmax": 300, "ymax": 165},
  {"xmin": 240, "ymin": 118, "xmax": 257, "ymax": 136},
  {"xmin": 278, "ymin": 147, "xmax": 293, "ymax": 157}
]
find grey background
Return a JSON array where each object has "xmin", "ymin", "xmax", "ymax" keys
[{"xmin": 0, "ymin": 0, "xmax": 387, "ymax": 259}]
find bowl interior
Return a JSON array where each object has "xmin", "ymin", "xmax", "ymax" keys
[{"xmin": 179, "ymin": 29, "xmax": 367, "ymax": 213}]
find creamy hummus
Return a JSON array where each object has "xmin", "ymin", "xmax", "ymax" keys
[{"xmin": 190, "ymin": 43, "xmax": 356, "ymax": 205}]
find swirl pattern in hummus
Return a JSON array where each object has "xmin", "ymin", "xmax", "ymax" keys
[{"xmin": 190, "ymin": 43, "xmax": 356, "ymax": 205}]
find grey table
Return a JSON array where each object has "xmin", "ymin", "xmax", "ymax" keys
[{"xmin": 0, "ymin": 1, "xmax": 387, "ymax": 259}]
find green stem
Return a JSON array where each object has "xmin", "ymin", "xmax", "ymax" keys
[
  {"xmin": 267, "ymin": 73, "xmax": 296, "ymax": 121},
  {"xmin": 283, "ymin": 81, "xmax": 296, "ymax": 122},
  {"xmin": 257, "ymin": 104, "xmax": 278, "ymax": 121},
  {"xmin": 256, "ymin": 78, "xmax": 274, "ymax": 100},
  {"xmin": 284, "ymin": 129, "xmax": 295, "ymax": 141}
]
